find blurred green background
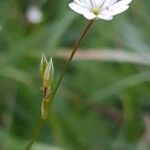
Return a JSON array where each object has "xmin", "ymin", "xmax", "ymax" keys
[{"xmin": 0, "ymin": 0, "xmax": 150, "ymax": 150}]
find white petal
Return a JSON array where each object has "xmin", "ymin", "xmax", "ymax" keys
[
  {"xmin": 91, "ymin": 0, "xmax": 105, "ymax": 6},
  {"xmin": 102, "ymin": 0, "xmax": 118, "ymax": 8},
  {"xmin": 119, "ymin": 0, "xmax": 132, "ymax": 5},
  {"xmin": 102, "ymin": 0, "xmax": 132, "ymax": 16},
  {"xmin": 97, "ymin": 14, "xmax": 113, "ymax": 21},
  {"xmin": 82, "ymin": 0, "xmax": 93, "ymax": 8},
  {"xmin": 109, "ymin": 0, "xmax": 132, "ymax": 11},
  {"xmin": 108, "ymin": 5, "xmax": 129, "ymax": 16},
  {"xmin": 69, "ymin": 2, "xmax": 89, "ymax": 15},
  {"xmin": 74, "ymin": 0, "xmax": 90, "ymax": 9},
  {"xmin": 69, "ymin": 1, "xmax": 96, "ymax": 20},
  {"xmin": 110, "ymin": 0, "xmax": 132, "ymax": 10},
  {"xmin": 83, "ymin": 11, "xmax": 96, "ymax": 20}
]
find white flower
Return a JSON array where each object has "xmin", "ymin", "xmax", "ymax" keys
[
  {"xmin": 69, "ymin": 0, "xmax": 132, "ymax": 21},
  {"xmin": 26, "ymin": 6, "xmax": 43, "ymax": 24}
]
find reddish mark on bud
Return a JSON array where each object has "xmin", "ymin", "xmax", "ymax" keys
[{"xmin": 43, "ymin": 87, "xmax": 47, "ymax": 98}]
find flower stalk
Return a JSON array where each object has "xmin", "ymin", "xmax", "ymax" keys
[{"xmin": 51, "ymin": 20, "xmax": 94, "ymax": 102}]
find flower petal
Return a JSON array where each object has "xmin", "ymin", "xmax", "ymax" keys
[
  {"xmin": 102, "ymin": 0, "xmax": 118, "ymax": 8},
  {"xmin": 69, "ymin": 2, "xmax": 89, "ymax": 14},
  {"xmin": 81, "ymin": 0, "xmax": 93, "ymax": 8},
  {"xmin": 91, "ymin": 0, "xmax": 105, "ymax": 7},
  {"xmin": 74, "ymin": 0, "xmax": 90, "ymax": 9},
  {"xmin": 69, "ymin": 1, "xmax": 95, "ymax": 20},
  {"xmin": 108, "ymin": 5, "xmax": 129, "ymax": 16},
  {"xmin": 102, "ymin": 0, "xmax": 132, "ymax": 16},
  {"xmin": 97, "ymin": 14, "xmax": 113, "ymax": 21},
  {"xmin": 109, "ymin": 0, "xmax": 132, "ymax": 10},
  {"xmin": 83, "ymin": 11, "xmax": 96, "ymax": 20}
]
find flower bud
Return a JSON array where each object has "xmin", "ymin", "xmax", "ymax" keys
[
  {"xmin": 43, "ymin": 57, "xmax": 54, "ymax": 89},
  {"xmin": 40, "ymin": 53, "xmax": 48, "ymax": 79},
  {"xmin": 39, "ymin": 55, "xmax": 54, "ymax": 120}
]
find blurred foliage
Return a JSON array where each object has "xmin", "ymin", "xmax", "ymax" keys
[{"xmin": 0, "ymin": 0, "xmax": 150, "ymax": 150}]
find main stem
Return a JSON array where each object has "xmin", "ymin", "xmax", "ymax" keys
[
  {"xmin": 25, "ymin": 20, "xmax": 94, "ymax": 150},
  {"xmin": 25, "ymin": 119, "xmax": 44, "ymax": 150}
]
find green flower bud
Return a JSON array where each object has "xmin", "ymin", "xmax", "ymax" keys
[
  {"xmin": 40, "ymin": 53, "xmax": 48, "ymax": 79},
  {"xmin": 43, "ymin": 57, "xmax": 54, "ymax": 89}
]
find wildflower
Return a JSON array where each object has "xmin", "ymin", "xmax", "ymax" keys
[
  {"xmin": 26, "ymin": 6, "xmax": 43, "ymax": 24},
  {"xmin": 69, "ymin": 0, "xmax": 132, "ymax": 20}
]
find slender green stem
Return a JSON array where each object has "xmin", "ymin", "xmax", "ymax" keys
[
  {"xmin": 25, "ymin": 119, "xmax": 44, "ymax": 150},
  {"xmin": 50, "ymin": 20, "xmax": 94, "ymax": 103},
  {"xmin": 25, "ymin": 20, "xmax": 94, "ymax": 150}
]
